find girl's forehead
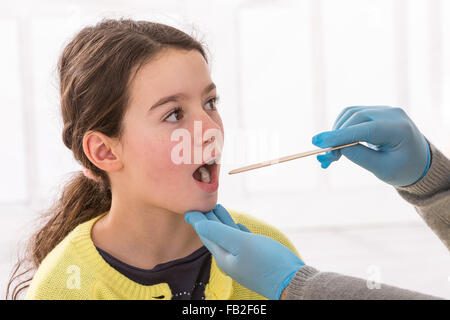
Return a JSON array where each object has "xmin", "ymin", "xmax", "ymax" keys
[
  {"xmin": 137, "ymin": 49, "xmax": 208, "ymax": 83},
  {"xmin": 129, "ymin": 49, "xmax": 212, "ymax": 102}
]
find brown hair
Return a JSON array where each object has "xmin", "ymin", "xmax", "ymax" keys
[{"xmin": 6, "ymin": 18, "xmax": 208, "ymax": 299}]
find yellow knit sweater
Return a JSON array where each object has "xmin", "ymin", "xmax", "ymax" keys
[{"xmin": 25, "ymin": 209, "xmax": 300, "ymax": 300}]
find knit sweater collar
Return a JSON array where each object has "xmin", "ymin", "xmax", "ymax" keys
[{"xmin": 69, "ymin": 212, "xmax": 232, "ymax": 300}]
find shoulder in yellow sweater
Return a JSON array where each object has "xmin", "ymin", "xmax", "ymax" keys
[{"xmin": 25, "ymin": 208, "xmax": 299, "ymax": 300}]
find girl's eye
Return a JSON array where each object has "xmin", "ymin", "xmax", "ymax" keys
[
  {"xmin": 163, "ymin": 96, "xmax": 220, "ymax": 123},
  {"xmin": 205, "ymin": 96, "xmax": 220, "ymax": 110},
  {"xmin": 164, "ymin": 107, "xmax": 184, "ymax": 123}
]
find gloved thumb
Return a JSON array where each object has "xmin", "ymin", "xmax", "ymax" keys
[
  {"xmin": 198, "ymin": 234, "xmax": 229, "ymax": 262},
  {"xmin": 184, "ymin": 210, "xmax": 209, "ymax": 225},
  {"xmin": 194, "ymin": 220, "xmax": 244, "ymax": 256}
]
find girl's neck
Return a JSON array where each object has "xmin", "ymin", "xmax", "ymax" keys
[{"xmin": 91, "ymin": 198, "xmax": 204, "ymax": 270}]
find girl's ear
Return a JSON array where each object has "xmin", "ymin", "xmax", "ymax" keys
[{"xmin": 82, "ymin": 131, "xmax": 123, "ymax": 172}]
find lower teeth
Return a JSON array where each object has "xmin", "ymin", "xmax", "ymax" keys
[{"xmin": 198, "ymin": 166, "xmax": 211, "ymax": 183}]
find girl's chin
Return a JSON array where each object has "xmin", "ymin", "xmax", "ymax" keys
[{"xmin": 184, "ymin": 198, "xmax": 218, "ymax": 214}]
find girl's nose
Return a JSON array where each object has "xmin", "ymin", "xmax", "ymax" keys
[{"xmin": 192, "ymin": 112, "xmax": 223, "ymax": 147}]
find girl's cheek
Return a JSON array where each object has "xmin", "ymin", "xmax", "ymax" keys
[
  {"xmin": 165, "ymin": 141, "xmax": 187, "ymax": 170},
  {"xmin": 141, "ymin": 130, "xmax": 194, "ymax": 183},
  {"xmin": 149, "ymin": 140, "xmax": 185, "ymax": 177}
]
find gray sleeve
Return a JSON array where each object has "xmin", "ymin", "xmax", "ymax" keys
[
  {"xmin": 284, "ymin": 140, "xmax": 449, "ymax": 300},
  {"xmin": 395, "ymin": 141, "xmax": 450, "ymax": 251},
  {"xmin": 284, "ymin": 266, "xmax": 443, "ymax": 300}
]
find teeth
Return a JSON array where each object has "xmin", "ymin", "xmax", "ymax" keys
[
  {"xmin": 205, "ymin": 158, "xmax": 215, "ymax": 165},
  {"xmin": 198, "ymin": 166, "xmax": 211, "ymax": 183}
]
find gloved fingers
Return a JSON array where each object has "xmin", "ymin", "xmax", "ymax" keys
[
  {"xmin": 214, "ymin": 206, "xmax": 251, "ymax": 233},
  {"xmin": 212, "ymin": 204, "xmax": 240, "ymax": 229},
  {"xmin": 333, "ymin": 106, "xmax": 367, "ymax": 130},
  {"xmin": 184, "ymin": 210, "xmax": 209, "ymax": 225},
  {"xmin": 317, "ymin": 149, "xmax": 341, "ymax": 168},
  {"xmin": 333, "ymin": 106, "xmax": 391, "ymax": 130},
  {"xmin": 317, "ymin": 154, "xmax": 332, "ymax": 168},
  {"xmin": 317, "ymin": 157, "xmax": 330, "ymax": 168},
  {"xmin": 340, "ymin": 113, "xmax": 398, "ymax": 146},
  {"xmin": 338, "ymin": 110, "xmax": 372, "ymax": 131},
  {"xmin": 204, "ymin": 209, "xmax": 221, "ymax": 223},
  {"xmin": 313, "ymin": 121, "xmax": 381, "ymax": 148},
  {"xmin": 193, "ymin": 220, "xmax": 244, "ymax": 256}
]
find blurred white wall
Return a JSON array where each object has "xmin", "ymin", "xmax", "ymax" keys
[{"xmin": 1, "ymin": 0, "xmax": 449, "ymax": 298}]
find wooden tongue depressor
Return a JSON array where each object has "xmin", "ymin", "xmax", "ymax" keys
[{"xmin": 228, "ymin": 142, "xmax": 359, "ymax": 175}]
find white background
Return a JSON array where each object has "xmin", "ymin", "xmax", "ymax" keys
[{"xmin": 0, "ymin": 0, "xmax": 449, "ymax": 299}]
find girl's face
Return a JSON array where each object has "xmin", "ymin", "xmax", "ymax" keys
[{"xmin": 117, "ymin": 48, "xmax": 224, "ymax": 214}]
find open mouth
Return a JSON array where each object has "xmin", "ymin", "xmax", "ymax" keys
[{"xmin": 192, "ymin": 159, "xmax": 217, "ymax": 184}]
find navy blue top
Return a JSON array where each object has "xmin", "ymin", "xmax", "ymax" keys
[{"xmin": 95, "ymin": 245, "xmax": 212, "ymax": 300}]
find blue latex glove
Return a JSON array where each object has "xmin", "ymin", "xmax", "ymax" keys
[
  {"xmin": 312, "ymin": 106, "xmax": 430, "ymax": 187},
  {"xmin": 185, "ymin": 204, "xmax": 305, "ymax": 300}
]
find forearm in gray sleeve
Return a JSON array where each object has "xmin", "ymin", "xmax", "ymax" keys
[
  {"xmin": 284, "ymin": 266, "xmax": 443, "ymax": 300},
  {"xmin": 395, "ymin": 141, "xmax": 450, "ymax": 251}
]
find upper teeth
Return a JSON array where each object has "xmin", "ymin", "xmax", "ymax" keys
[{"xmin": 205, "ymin": 158, "xmax": 215, "ymax": 165}]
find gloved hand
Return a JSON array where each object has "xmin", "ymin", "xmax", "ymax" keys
[
  {"xmin": 185, "ymin": 204, "xmax": 305, "ymax": 300},
  {"xmin": 312, "ymin": 106, "xmax": 430, "ymax": 187}
]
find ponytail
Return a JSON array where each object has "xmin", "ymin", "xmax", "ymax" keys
[{"xmin": 6, "ymin": 172, "xmax": 111, "ymax": 299}]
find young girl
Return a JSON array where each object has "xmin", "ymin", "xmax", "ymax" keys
[{"xmin": 7, "ymin": 18, "xmax": 300, "ymax": 300}]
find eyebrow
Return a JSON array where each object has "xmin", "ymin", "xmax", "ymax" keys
[{"xmin": 149, "ymin": 82, "xmax": 216, "ymax": 111}]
